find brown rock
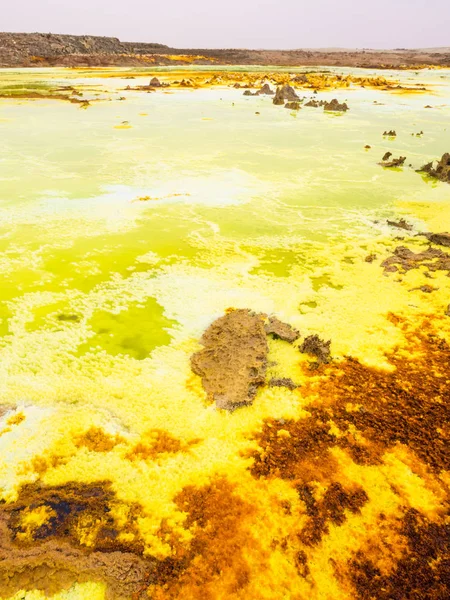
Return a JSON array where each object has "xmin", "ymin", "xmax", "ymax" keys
[
  {"xmin": 265, "ymin": 317, "xmax": 300, "ymax": 343},
  {"xmin": 285, "ymin": 101, "xmax": 300, "ymax": 110},
  {"xmin": 323, "ymin": 99, "xmax": 348, "ymax": 112},
  {"xmin": 365, "ymin": 253, "xmax": 377, "ymax": 263},
  {"xmin": 417, "ymin": 153, "xmax": 450, "ymax": 183},
  {"xmin": 422, "ymin": 232, "xmax": 450, "ymax": 247},
  {"xmin": 258, "ymin": 83, "xmax": 274, "ymax": 95},
  {"xmin": 386, "ymin": 218, "xmax": 413, "ymax": 231},
  {"xmin": 273, "ymin": 84, "xmax": 299, "ymax": 105},
  {"xmin": 383, "ymin": 130, "xmax": 397, "ymax": 136},
  {"xmin": 191, "ymin": 309, "xmax": 268, "ymax": 410},
  {"xmin": 268, "ymin": 378, "xmax": 299, "ymax": 390},
  {"xmin": 150, "ymin": 76, "xmax": 161, "ymax": 87},
  {"xmin": 299, "ymin": 335, "xmax": 331, "ymax": 365},
  {"xmin": 379, "ymin": 156, "xmax": 406, "ymax": 168},
  {"xmin": 382, "ymin": 152, "xmax": 392, "ymax": 161},
  {"xmin": 381, "ymin": 245, "xmax": 450, "ymax": 275}
]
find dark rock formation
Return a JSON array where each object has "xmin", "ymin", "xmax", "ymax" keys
[
  {"xmin": 305, "ymin": 99, "xmax": 325, "ymax": 107},
  {"xmin": 258, "ymin": 83, "xmax": 274, "ymax": 95},
  {"xmin": 421, "ymin": 232, "xmax": 450, "ymax": 247},
  {"xmin": 417, "ymin": 153, "xmax": 450, "ymax": 183},
  {"xmin": 365, "ymin": 253, "xmax": 377, "ymax": 263},
  {"xmin": 383, "ymin": 130, "xmax": 397, "ymax": 136},
  {"xmin": 265, "ymin": 317, "xmax": 300, "ymax": 343},
  {"xmin": 285, "ymin": 101, "xmax": 301, "ymax": 110},
  {"xmin": 243, "ymin": 90, "xmax": 258, "ymax": 96},
  {"xmin": 386, "ymin": 218, "xmax": 413, "ymax": 231},
  {"xmin": 382, "ymin": 152, "xmax": 392, "ymax": 161},
  {"xmin": 379, "ymin": 156, "xmax": 406, "ymax": 168},
  {"xmin": 149, "ymin": 77, "xmax": 161, "ymax": 87},
  {"xmin": 273, "ymin": 84, "xmax": 300, "ymax": 105},
  {"xmin": 323, "ymin": 99, "xmax": 348, "ymax": 112},
  {"xmin": 268, "ymin": 378, "xmax": 299, "ymax": 390},
  {"xmin": 381, "ymin": 246, "xmax": 450, "ymax": 275},
  {"xmin": 299, "ymin": 335, "xmax": 331, "ymax": 365}
]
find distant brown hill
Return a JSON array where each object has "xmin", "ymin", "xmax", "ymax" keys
[{"xmin": 1, "ymin": 32, "xmax": 449, "ymax": 68}]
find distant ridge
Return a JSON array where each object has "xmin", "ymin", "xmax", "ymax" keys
[{"xmin": 1, "ymin": 32, "xmax": 449, "ymax": 68}]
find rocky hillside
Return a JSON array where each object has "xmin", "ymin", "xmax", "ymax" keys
[
  {"xmin": 1, "ymin": 32, "xmax": 449, "ymax": 68},
  {"xmin": 0, "ymin": 32, "xmax": 168, "ymax": 66}
]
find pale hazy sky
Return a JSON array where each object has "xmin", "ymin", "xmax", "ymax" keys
[{"xmin": 2, "ymin": 0, "xmax": 449, "ymax": 49}]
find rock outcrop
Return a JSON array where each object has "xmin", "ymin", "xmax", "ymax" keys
[
  {"xmin": 417, "ymin": 153, "xmax": 450, "ymax": 183},
  {"xmin": 323, "ymin": 99, "xmax": 348, "ymax": 112},
  {"xmin": 379, "ymin": 156, "xmax": 406, "ymax": 168},
  {"xmin": 383, "ymin": 130, "xmax": 397, "ymax": 136},
  {"xmin": 381, "ymin": 246, "xmax": 450, "ymax": 275},
  {"xmin": 265, "ymin": 317, "xmax": 300, "ymax": 342},
  {"xmin": 285, "ymin": 101, "xmax": 301, "ymax": 110},
  {"xmin": 191, "ymin": 310, "xmax": 269, "ymax": 411},
  {"xmin": 259, "ymin": 83, "xmax": 274, "ymax": 95},
  {"xmin": 273, "ymin": 84, "xmax": 300, "ymax": 105},
  {"xmin": 191, "ymin": 310, "xmax": 300, "ymax": 410},
  {"xmin": 421, "ymin": 232, "xmax": 450, "ymax": 247},
  {"xmin": 299, "ymin": 335, "xmax": 332, "ymax": 365}
]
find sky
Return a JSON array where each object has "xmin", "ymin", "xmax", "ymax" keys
[{"xmin": 2, "ymin": 0, "xmax": 449, "ymax": 49}]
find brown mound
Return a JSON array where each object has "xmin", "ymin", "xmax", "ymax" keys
[
  {"xmin": 422, "ymin": 232, "xmax": 450, "ymax": 247},
  {"xmin": 323, "ymin": 99, "xmax": 348, "ymax": 112},
  {"xmin": 265, "ymin": 316, "xmax": 300, "ymax": 343},
  {"xmin": 381, "ymin": 245, "xmax": 450, "ymax": 275},
  {"xmin": 191, "ymin": 309, "xmax": 268, "ymax": 410},
  {"xmin": 299, "ymin": 334, "xmax": 331, "ymax": 365}
]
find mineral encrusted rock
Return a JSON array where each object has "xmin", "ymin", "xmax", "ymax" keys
[
  {"xmin": 387, "ymin": 218, "xmax": 413, "ymax": 231},
  {"xmin": 421, "ymin": 232, "xmax": 450, "ymax": 247},
  {"xmin": 381, "ymin": 246, "xmax": 450, "ymax": 275},
  {"xmin": 149, "ymin": 77, "xmax": 162, "ymax": 87},
  {"xmin": 380, "ymin": 156, "xmax": 406, "ymax": 168},
  {"xmin": 323, "ymin": 99, "xmax": 348, "ymax": 112},
  {"xmin": 285, "ymin": 101, "xmax": 301, "ymax": 110},
  {"xmin": 191, "ymin": 309, "xmax": 268, "ymax": 410},
  {"xmin": 273, "ymin": 84, "xmax": 300, "ymax": 105},
  {"xmin": 265, "ymin": 316, "xmax": 300, "ymax": 342},
  {"xmin": 299, "ymin": 335, "xmax": 331, "ymax": 364},
  {"xmin": 417, "ymin": 153, "xmax": 450, "ymax": 183},
  {"xmin": 191, "ymin": 310, "xmax": 300, "ymax": 410}
]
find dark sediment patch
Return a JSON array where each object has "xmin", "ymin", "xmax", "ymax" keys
[
  {"xmin": 0, "ymin": 481, "xmax": 157, "ymax": 599},
  {"xmin": 297, "ymin": 482, "xmax": 368, "ymax": 546},
  {"xmin": 125, "ymin": 429, "xmax": 201, "ymax": 461},
  {"xmin": 250, "ymin": 319, "xmax": 450, "ymax": 482},
  {"xmin": 381, "ymin": 246, "xmax": 450, "ymax": 275},
  {"xmin": 147, "ymin": 476, "xmax": 258, "ymax": 599},
  {"xmin": 349, "ymin": 507, "xmax": 450, "ymax": 600}
]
